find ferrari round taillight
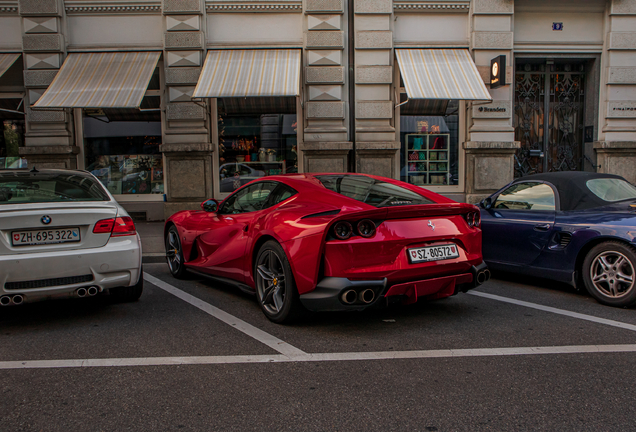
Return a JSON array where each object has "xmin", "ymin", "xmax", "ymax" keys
[
  {"xmin": 473, "ymin": 211, "xmax": 481, "ymax": 228},
  {"xmin": 357, "ymin": 219, "xmax": 376, "ymax": 238},
  {"xmin": 465, "ymin": 212, "xmax": 475, "ymax": 227},
  {"xmin": 333, "ymin": 221, "xmax": 353, "ymax": 240}
]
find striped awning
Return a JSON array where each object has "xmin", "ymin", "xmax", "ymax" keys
[
  {"xmin": 396, "ymin": 49, "xmax": 491, "ymax": 101},
  {"xmin": 33, "ymin": 52, "xmax": 161, "ymax": 109},
  {"xmin": 0, "ymin": 53, "xmax": 20, "ymax": 79},
  {"xmin": 194, "ymin": 49, "xmax": 301, "ymax": 98}
]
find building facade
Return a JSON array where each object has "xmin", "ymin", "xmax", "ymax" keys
[{"xmin": 0, "ymin": 0, "xmax": 635, "ymax": 220}]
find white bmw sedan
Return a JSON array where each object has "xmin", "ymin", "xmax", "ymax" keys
[{"xmin": 0, "ymin": 168, "xmax": 143, "ymax": 306}]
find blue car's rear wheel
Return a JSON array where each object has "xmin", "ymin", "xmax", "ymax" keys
[
  {"xmin": 583, "ymin": 242, "xmax": 636, "ymax": 308},
  {"xmin": 255, "ymin": 240, "xmax": 303, "ymax": 324}
]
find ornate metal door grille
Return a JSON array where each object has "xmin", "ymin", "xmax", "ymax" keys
[{"xmin": 514, "ymin": 61, "xmax": 586, "ymax": 177}]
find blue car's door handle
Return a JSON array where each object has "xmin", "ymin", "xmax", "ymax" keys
[{"xmin": 534, "ymin": 223, "xmax": 552, "ymax": 231}]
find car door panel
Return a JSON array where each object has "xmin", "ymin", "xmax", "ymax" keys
[
  {"xmin": 189, "ymin": 181, "xmax": 280, "ymax": 282},
  {"xmin": 482, "ymin": 209, "xmax": 555, "ymax": 265},
  {"xmin": 481, "ymin": 181, "xmax": 557, "ymax": 266},
  {"xmin": 191, "ymin": 213, "xmax": 255, "ymax": 282}
]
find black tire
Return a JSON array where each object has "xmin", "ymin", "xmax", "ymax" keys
[
  {"xmin": 166, "ymin": 225, "xmax": 187, "ymax": 279},
  {"xmin": 582, "ymin": 241, "xmax": 636, "ymax": 308},
  {"xmin": 110, "ymin": 267, "xmax": 144, "ymax": 302},
  {"xmin": 254, "ymin": 240, "xmax": 304, "ymax": 324}
]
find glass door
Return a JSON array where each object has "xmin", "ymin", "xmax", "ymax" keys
[{"xmin": 514, "ymin": 60, "xmax": 586, "ymax": 177}]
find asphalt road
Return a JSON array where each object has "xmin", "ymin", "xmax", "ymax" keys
[{"xmin": 1, "ymin": 263, "xmax": 636, "ymax": 431}]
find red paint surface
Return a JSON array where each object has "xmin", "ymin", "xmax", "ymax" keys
[{"xmin": 165, "ymin": 173, "xmax": 484, "ymax": 302}]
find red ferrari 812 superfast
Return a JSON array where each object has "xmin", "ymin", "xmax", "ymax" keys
[{"xmin": 165, "ymin": 173, "xmax": 489, "ymax": 323}]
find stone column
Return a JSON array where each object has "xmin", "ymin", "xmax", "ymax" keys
[
  {"xmin": 594, "ymin": 0, "xmax": 636, "ymax": 183},
  {"xmin": 161, "ymin": 0, "xmax": 213, "ymax": 218},
  {"xmin": 303, "ymin": 0, "xmax": 352, "ymax": 173},
  {"xmin": 465, "ymin": 0, "xmax": 519, "ymax": 203},
  {"xmin": 353, "ymin": 0, "xmax": 399, "ymax": 178},
  {"xmin": 18, "ymin": 0, "xmax": 78, "ymax": 169}
]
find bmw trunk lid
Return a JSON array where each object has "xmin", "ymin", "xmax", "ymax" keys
[{"xmin": 0, "ymin": 202, "xmax": 120, "ymax": 255}]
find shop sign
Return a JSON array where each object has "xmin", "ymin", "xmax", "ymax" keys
[{"xmin": 490, "ymin": 55, "xmax": 506, "ymax": 89}]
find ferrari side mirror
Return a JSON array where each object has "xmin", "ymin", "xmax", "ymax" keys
[
  {"xmin": 201, "ymin": 199, "xmax": 219, "ymax": 212},
  {"xmin": 480, "ymin": 197, "xmax": 493, "ymax": 210}
]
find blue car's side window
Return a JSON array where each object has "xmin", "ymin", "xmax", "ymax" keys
[{"xmin": 494, "ymin": 182, "xmax": 555, "ymax": 211}]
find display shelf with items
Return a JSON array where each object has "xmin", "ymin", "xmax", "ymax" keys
[{"xmin": 405, "ymin": 133, "xmax": 450, "ymax": 186}]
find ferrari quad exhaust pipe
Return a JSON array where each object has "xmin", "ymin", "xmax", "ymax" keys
[
  {"xmin": 341, "ymin": 290, "xmax": 358, "ymax": 305},
  {"xmin": 87, "ymin": 286, "xmax": 98, "ymax": 297},
  {"xmin": 0, "ymin": 295, "xmax": 12, "ymax": 306},
  {"xmin": 76, "ymin": 288, "xmax": 87, "ymax": 298},
  {"xmin": 476, "ymin": 270, "xmax": 491, "ymax": 285},
  {"xmin": 360, "ymin": 289, "xmax": 375, "ymax": 304},
  {"xmin": 12, "ymin": 295, "xmax": 24, "ymax": 305}
]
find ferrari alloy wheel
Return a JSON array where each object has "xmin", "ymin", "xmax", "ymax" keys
[
  {"xmin": 166, "ymin": 226, "xmax": 186, "ymax": 279},
  {"xmin": 255, "ymin": 241, "xmax": 302, "ymax": 323},
  {"xmin": 583, "ymin": 242, "xmax": 636, "ymax": 307}
]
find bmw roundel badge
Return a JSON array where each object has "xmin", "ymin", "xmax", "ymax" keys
[{"xmin": 41, "ymin": 215, "xmax": 51, "ymax": 225}]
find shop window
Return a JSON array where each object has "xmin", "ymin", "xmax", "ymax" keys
[
  {"xmin": 399, "ymin": 98, "xmax": 459, "ymax": 187},
  {"xmin": 83, "ymin": 100, "xmax": 162, "ymax": 195},
  {"xmin": 217, "ymin": 97, "xmax": 297, "ymax": 193},
  {"xmin": 0, "ymin": 98, "xmax": 26, "ymax": 168}
]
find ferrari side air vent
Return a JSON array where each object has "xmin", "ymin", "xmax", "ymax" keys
[
  {"xmin": 301, "ymin": 209, "xmax": 341, "ymax": 219},
  {"xmin": 559, "ymin": 233, "xmax": 572, "ymax": 248}
]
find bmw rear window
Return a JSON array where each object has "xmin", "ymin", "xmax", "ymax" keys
[
  {"xmin": 316, "ymin": 175, "xmax": 434, "ymax": 207},
  {"xmin": 0, "ymin": 172, "xmax": 109, "ymax": 204}
]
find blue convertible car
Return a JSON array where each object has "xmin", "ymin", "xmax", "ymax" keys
[{"xmin": 480, "ymin": 172, "xmax": 636, "ymax": 308}]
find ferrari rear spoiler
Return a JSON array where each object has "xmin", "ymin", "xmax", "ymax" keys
[{"xmin": 329, "ymin": 202, "xmax": 478, "ymax": 223}]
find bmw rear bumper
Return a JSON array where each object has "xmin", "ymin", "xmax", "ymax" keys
[
  {"xmin": 299, "ymin": 262, "xmax": 488, "ymax": 312},
  {"xmin": 0, "ymin": 235, "xmax": 142, "ymax": 304}
]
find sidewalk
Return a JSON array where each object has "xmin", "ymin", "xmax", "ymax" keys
[{"xmin": 136, "ymin": 221, "xmax": 165, "ymax": 264}]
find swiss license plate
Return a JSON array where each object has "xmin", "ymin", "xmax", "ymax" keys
[
  {"xmin": 12, "ymin": 228, "xmax": 80, "ymax": 246},
  {"xmin": 407, "ymin": 244, "xmax": 460, "ymax": 264}
]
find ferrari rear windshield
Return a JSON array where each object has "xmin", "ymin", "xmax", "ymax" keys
[
  {"xmin": 316, "ymin": 175, "xmax": 434, "ymax": 207},
  {"xmin": 0, "ymin": 172, "xmax": 110, "ymax": 204}
]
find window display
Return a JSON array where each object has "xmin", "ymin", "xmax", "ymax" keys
[
  {"xmin": 218, "ymin": 97, "xmax": 297, "ymax": 193},
  {"xmin": 84, "ymin": 109, "xmax": 163, "ymax": 195},
  {"xmin": 1, "ymin": 98, "xmax": 25, "ymax": 164},
  {"xmin": 400, "ymin": 99, "xmax": 459, "ymax": 187}
]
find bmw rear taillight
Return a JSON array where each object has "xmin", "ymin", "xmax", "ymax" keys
[
  {"xmin": 93, "ymin": 219, "xmax": 115, "ymax": 234},
  {"xmin": 93, "ymin": 216, "xmax": 137, "ymax": 237},
  {"xmin": 464, "ymin": 212, "xmax": 481, "ymax": 228}
]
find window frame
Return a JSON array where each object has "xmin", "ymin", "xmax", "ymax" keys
[
  {"xmin": 492, "ymin": 180, "xmax": 560, "ymax": 212},
  {"xmin": 218, "ymin": 180, "xmax": 281, "ymax": 215}
]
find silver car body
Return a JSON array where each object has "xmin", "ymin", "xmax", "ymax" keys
[{"xmin": 0, "ymin": 169, "xmax": 142, "ymax": 304}]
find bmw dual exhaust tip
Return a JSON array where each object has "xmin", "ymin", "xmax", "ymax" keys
[
  {"xmin": 0, "ymin": 294, "xmax": 24, "ymax": 306},
  {"xmin": 76, "ymin": 286, "xmax": 101, "ymax": 298},
  {"xmin": 341, "ymin": 288, "xmax": 376, "ymax": 305}
]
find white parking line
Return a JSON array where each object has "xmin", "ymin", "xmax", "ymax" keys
[
  {"xmin": 144, "ymin": 273, "xmax": 307, "ymax": 358},
  {"xmin": 1, "ymin": 344, "xmax": 635, "ymax": 370},
  {"xmin": 469, "ymin": 291, "xmax": 636, "ymax": 332}
]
